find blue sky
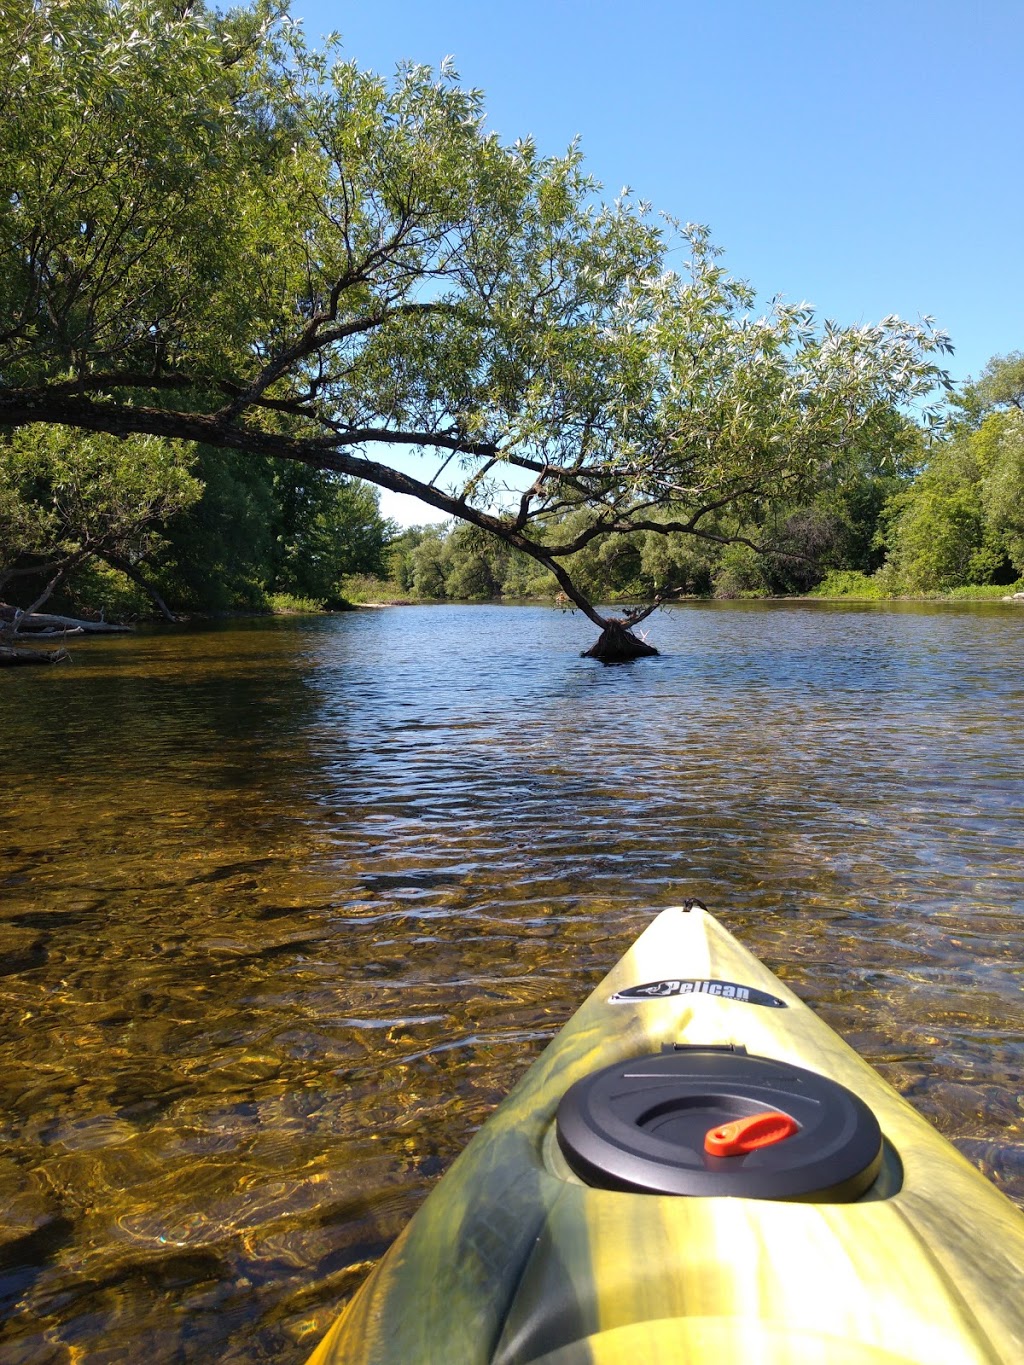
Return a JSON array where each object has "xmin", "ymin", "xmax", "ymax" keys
[{"xmin": 290, "ymin": 0, "xmax": 1023, "ymax": 524}]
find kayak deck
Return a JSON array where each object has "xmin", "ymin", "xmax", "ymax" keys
[{"xmin": 307, "ymin": 905, "xmax": 1024, "ymax": 1364}]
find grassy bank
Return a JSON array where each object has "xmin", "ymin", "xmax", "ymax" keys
[{"xmin": 807, "ymin": 570, "xmax": 1024, "ymax": 602}]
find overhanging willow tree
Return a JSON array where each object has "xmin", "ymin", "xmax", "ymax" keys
[{"xmin": 1, "ymin": 0, "xmax": 952, "ymax": 659}]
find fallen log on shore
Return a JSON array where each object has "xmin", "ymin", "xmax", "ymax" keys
[
  {"xmin": 18, "ymin": 625, "xmax": 85, "ymax": 638},
  {"xmin": 0, "ymin": 605, "xmax": 132, "ymax": 634}
]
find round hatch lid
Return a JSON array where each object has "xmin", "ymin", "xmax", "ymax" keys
[{"xmin": 556, "ymin": 1048, "xmax": 882, "ymax": 1201}]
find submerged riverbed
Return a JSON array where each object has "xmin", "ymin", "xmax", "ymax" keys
[{"xmin": 1, "ymin": 601, "xmax": 1022, "ymax": 1361}]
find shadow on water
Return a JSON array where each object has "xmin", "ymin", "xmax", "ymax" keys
[{"xmin": 0, "ymin": 602, "xmax": 1022, "ymax": 1360}]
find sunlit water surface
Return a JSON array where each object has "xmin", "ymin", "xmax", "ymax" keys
[{"xmin": 1, "ymin": 602, "xmax": 1022, "ymax": 1362}]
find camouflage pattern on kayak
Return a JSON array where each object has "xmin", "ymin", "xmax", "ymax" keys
[{"xmin": 307, "ymin": 904, "xmax": 1024, "ymax": 1364}]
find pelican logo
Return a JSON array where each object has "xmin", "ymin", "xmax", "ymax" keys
[{"xmin": 611, "ymin": 979, "xmax": 786, "ymax": 1008}]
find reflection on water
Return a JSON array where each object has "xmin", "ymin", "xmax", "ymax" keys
[{"xmin": 1, "ymin": 602, "xmax": 1022, "ymax": 1361}]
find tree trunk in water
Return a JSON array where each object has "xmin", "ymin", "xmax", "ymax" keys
[{"xmin": 582, "ymin": 619, "xmax": 659, "ymax": 662}]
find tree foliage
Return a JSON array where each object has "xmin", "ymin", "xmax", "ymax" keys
[
  {"xmin": 0, "ymin": 426, "xmax": 201, "ymax": 620},
  {"xmin": 151, "ymin": 453, "xmax": 391, "ymax": 611},
  {"xmin": 1, "ymin": 0, "xmax": 954, "ymax": 652},
  {"xmin": 882, "ymin": 355, "xmax": 1024, "ymax": 592}
]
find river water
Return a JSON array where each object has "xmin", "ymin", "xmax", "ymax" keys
[{"xmin": 1, "ymin": 602, "xmax": 1022, "ymax": 1362}]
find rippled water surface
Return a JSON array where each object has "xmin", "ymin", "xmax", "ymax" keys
[{"xmin": 1, "ymin": 602, "xmax": 1022, "ymax": 1362}]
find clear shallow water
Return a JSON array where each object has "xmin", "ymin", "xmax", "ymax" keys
[{"xmin": 0, "ymin": 601, "xmax": 1022, "ymax": 1362}]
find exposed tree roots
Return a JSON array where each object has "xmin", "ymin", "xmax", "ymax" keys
[{"xmin": 582, "ymin": 620, "xmax": 659, "ymax": 663}]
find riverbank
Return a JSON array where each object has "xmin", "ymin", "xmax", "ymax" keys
[{"xmin": 7, "ymin": 579, "xmax": 1022, "ymax": 654}]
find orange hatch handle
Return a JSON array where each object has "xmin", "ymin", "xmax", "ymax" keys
[{"xmin": 704, "ymin": 1111, "xmax": 799, "ymax": 1157}]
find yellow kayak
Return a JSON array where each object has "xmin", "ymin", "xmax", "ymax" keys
[{"xmin": 307, "ymin": 903, "xmax": 1024, "ymax": 1364}]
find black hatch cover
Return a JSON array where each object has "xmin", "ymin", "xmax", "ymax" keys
[{"xmin": 556, "ymin": 1048, "xmax": 883, "ymax": 1201}]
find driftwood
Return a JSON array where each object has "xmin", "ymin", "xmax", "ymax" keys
[
  {"xmin": 0, "ymin": 602, "xmax": 128, "ymax": 663},
  {"xmin": 0, "ymin": 644, "xmax": 70, "ymax": 666},
  {"xmin": 0, "ymin": 605, "xmax": 132, "ymax": 634}
]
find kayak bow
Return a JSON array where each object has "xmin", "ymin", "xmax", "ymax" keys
[{"xmin": 307, "ymin": 904, "xmax": 1024, "ymax": 1364}]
